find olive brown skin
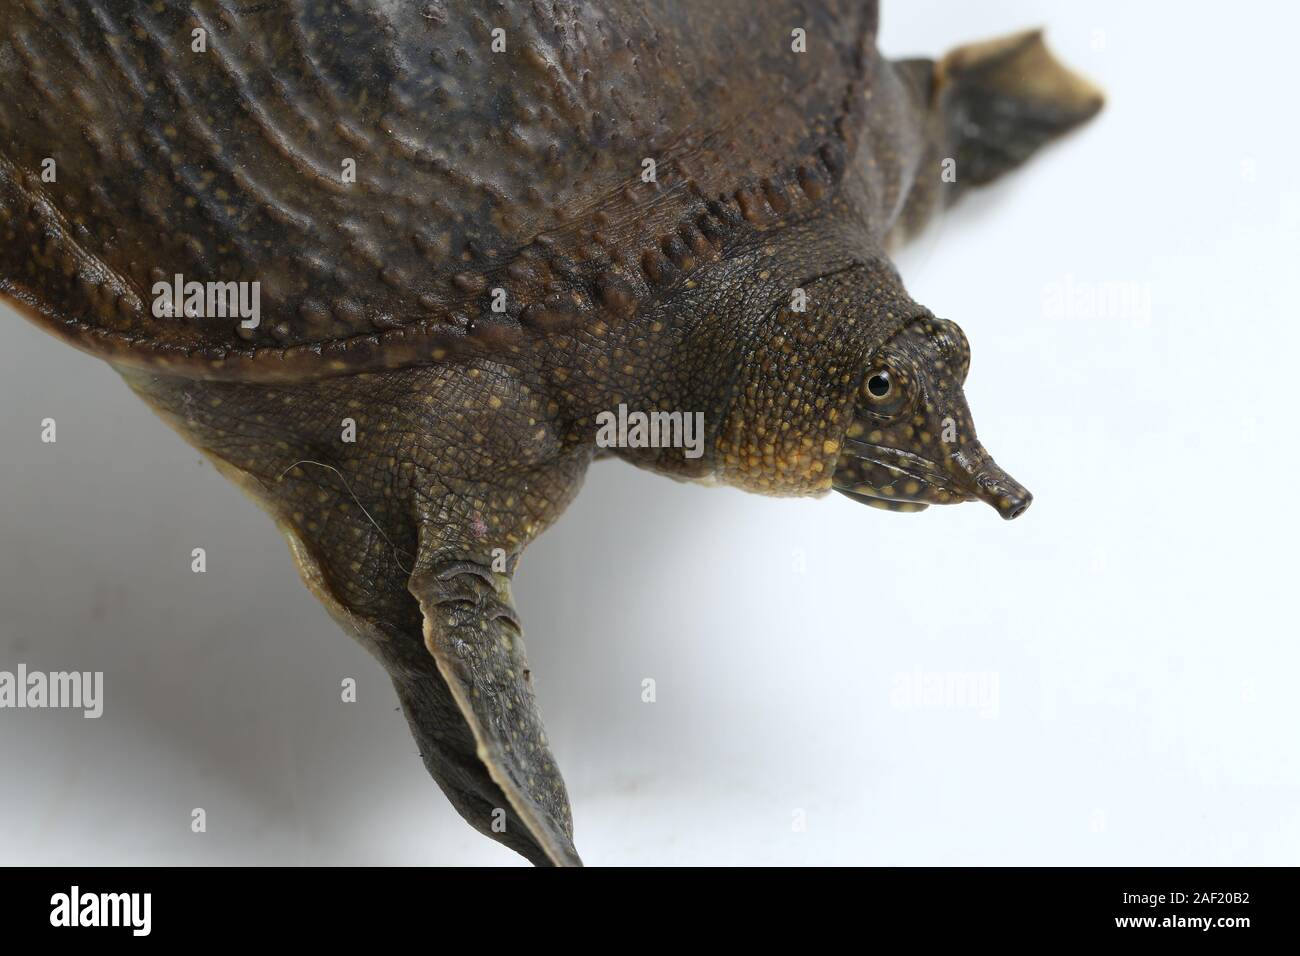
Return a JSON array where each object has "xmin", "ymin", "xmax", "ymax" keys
[{"xmin": 0, "ymin": 1, "xmax": 1102, "ymax": 865}]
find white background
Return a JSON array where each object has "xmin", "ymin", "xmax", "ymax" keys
[{"xmin": 1, "ymin": 1, "xmax": 1297, "ymax": 865}]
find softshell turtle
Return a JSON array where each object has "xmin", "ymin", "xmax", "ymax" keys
[{"xmin": 0, "ymin": 1, "xmax": 1101, "ymax": 865}]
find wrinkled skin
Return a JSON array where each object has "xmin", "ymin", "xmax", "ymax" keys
[{"xmin": 0, "ymin": 1, "xmax": 1101, "ymax": 864}]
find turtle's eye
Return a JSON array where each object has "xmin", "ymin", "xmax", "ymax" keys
[{"xmin": 860, "ymin": 365, "xmax": 909, "ymax": 418}]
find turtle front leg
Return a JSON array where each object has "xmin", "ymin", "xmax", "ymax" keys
[
  {"xmin": 118, "ymin": 363, "xmax": 591, "ymax": 866},
  {"xmin": 401, "ymin": 448, "xmax": 590, "ymax": 867}
]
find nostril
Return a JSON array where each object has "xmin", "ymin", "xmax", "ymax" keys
[{"xmin": 1003, "ymin": 493, "xmax": 1032, "ymax": 520}]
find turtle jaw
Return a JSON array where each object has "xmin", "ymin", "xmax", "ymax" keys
[
  {"xmin": 834, "ymin": 485, "xmax": 933, "ymax": 513},
  {"xmin": 831, "ymin": 440, "xmax": 966, "ymax": 513}
]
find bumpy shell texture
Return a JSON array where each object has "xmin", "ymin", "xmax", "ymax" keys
[{"xmin": 0, "ymin": 0, "xmax": 876, "ymax": 379}]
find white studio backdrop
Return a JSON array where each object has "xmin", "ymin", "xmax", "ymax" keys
[{"xmin": 1, "ymin": 0, "xmax": 1296, "ymax": 865}]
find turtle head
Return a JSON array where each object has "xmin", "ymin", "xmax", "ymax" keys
[{"xmin": 832, "ymin": 316, "xmax": 1032, "ymax": 520}]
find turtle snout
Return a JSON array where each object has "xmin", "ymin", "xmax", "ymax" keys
[{"xmin": 947, "ymin": 442, "xmax": 1033, "ymax": 520}]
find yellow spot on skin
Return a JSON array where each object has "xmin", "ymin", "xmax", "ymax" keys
[{"xmin": 823, "ymin": 439, "xmax": 839, "ymax": 455}]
